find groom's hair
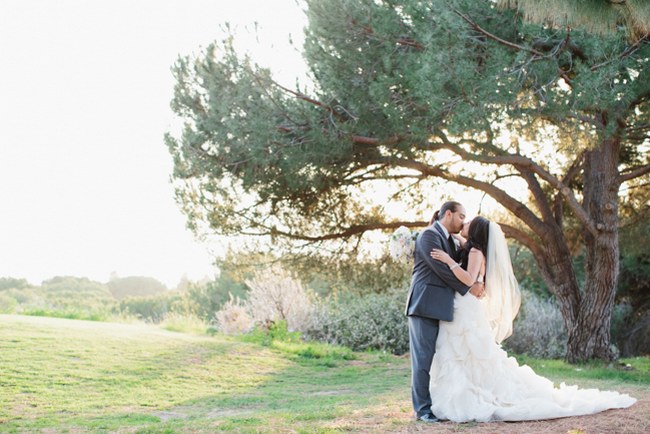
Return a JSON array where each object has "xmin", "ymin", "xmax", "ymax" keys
[{"xmin": 430, "ymin": 201, "xmax": 462, "ymax": 224}]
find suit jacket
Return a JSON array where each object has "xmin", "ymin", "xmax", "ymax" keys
[{"xmin": 405, "ymin": 222, "xmax": 470, "ymax": 321}]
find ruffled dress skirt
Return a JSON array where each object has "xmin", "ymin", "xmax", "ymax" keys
[{"xmin": 429, "ymin": 293, "xmax": 636, "ymax": 422}]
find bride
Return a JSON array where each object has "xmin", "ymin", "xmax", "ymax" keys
[{"xmin": 429, "ymin": 216, "xmax": 636, "ymax": 422}]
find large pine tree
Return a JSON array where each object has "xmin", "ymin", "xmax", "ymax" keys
[{"xmin": 167, "ymin": 0, "xmax": 649, "ymax": 362}]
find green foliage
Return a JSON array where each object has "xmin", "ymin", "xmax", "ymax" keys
[
  {"xmin": 0, "ymin": 277, "xmax": 30, "ymax": 290},
  {"xmin": 0, "ymin": 276, "xmax": 115, "ymax": 317},
  {"xmin": 510, "ymin": 245, "xmax": 550, "ymax": 297},
  {"xmin": 159, "ymin": 313, "xmax": 210, "ymax": 334},
  {"xmin": 37, "ymin": 276, "xmax": 115, "ymax": 318},
  {"xmin": 503, "ymin": 290, "xmax": 567, "ymax": 358},
  {"xmin": 306, "ymin": 288, "xmax": 409, "ymax": 355},
  {"xmin": 167, "ymin": 252, "xmax": 255, "ymax": 323},
  {"xmin": 22, "ymin": 309, "xmax": 109, "ymax": 322},
  {"xmin": 182, "ymin": 275, "xmax": 248, "ymax": 320},
  {"xmin": 242, "ymin": 320, "xmax": 302, "ymax": 346},
  {"xmin": 292, "ymin": 251, "xmax": 412, "ymax": 296},
  {"xmin": 166, "ymin": 0, "xmax": 648, "ymax": 265},
  {"xmin": 165, "ymin": 0, "xmax": 648, "ymax": 362},
  {"xmin": 241, "ymin": 320, "xmax": 356, "ymax": 367},
  {"xmin": 117, "ymin": 292, "xmax": 181, "ymax": 323},
  {"xmin": 273, "ymin": 340, "xmax": 356, "ymax": 368},
  {"xmin": 613, "ymin": 213, "xmax": 650, "ymax": 356},
  {"xmin": 106, "ymin": 276, "xmax": 167, "ymax": 300},
  {"xmin": 0, "ymin": 293, "xmax": 17, "ymax": 313}
]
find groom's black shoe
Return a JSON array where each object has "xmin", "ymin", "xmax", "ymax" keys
[{"xmin": 416, "ymin": 413, "xmax": 440, "ymax": 423}]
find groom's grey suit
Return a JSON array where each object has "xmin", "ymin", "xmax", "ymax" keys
[{"xmin": 406, "ymin": 221, "xmax": 470, "ymax": 418}]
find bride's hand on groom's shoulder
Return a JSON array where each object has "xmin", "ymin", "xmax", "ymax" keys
[{"xmin": 430, "ymin": 249, "xmax": 453, "ymax": 265}]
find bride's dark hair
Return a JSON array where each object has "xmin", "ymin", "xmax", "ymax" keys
[{"xmin": 460, "ymin": 216, "xmax": 490, "ymax": 269}]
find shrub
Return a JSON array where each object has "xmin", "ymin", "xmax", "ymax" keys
[
  {"xmin": 614, "ymin": 307, "xmax": 650, "ymax": 357},
  {"xmin": 0, "ymin": 293, "xmax": 17, "ymax": 313},
  {"xmin": 182, "ymin": 277, "xmax": 247, "ymax": 321},
  {"xmin": 213, "ymin": 266, "xmax": 316, "ymax": 335},
  {"xmin": 117, "ymin": 293, "xmax": 181, "ymax": 323},
  {"xmin": 214, "ymin": 293, "xmax": 254, "ymax": 335},
  {"xmin": 106, "ymin": 276, "xmax": 167, "ymax": 300},
  {"xmin": 0, "ymin": 277, "xmax": 30, "ymax": 291},
  {"xmin": 244, "ymin": 266, "xmax": 315, "ymax": 333},
  {"xmin": 503, "ymin": 290, "xmax": 567, "ymax": 359},
  {"xmin": 243, "ymin": 320, "xmax": 301, "ymax": 346},
  {"xmin": 305, "ymin": 288, "xmax": 409, "ymax": 355},
  {"xmin": 40, "ymin": 276, "xmax": 115, "ymax": 312}
]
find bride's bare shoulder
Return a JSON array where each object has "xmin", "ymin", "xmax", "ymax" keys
[{"xmin": 469, "ymin": 247, "xmax": 486, "ymax": 260}]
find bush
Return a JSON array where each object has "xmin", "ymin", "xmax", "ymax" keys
[
  {"xmin": 214, "ymin": 294, "xmax": 254, "ymax": 335},
  {"xmin": 40, "ymin": 276, "xmax": 115, "ymax": 312},
  {"xmin": 615, "ymin": 308, "xmax": 650, "ymax": 357},
  {"xmin": 503, "ymin": 290, "xmax": 567, "ymax": 359},
  {"xmin": 0, "ymin": 293, "xmax": 17, "ymax": 313},
  {"xmin": 244, "ymin": 266, "xmax": 315, "ymax": 333},
  {"xmin": 182, "ymin": 277, "xmax": 247, "ymax": 321},
  {"xmin": 243, "ymin": 320, "xmax": 301, "ymax": 346},
  {"xmin": 0, "ymin": 277, "xmax": 30, "ymax": 291},
  {"xmin": 117, "ymin": 293, "xmax": 181, "ymax": 323},
  {"xmin": 106, "ymin": 276, "xmax": 167, "ymax": 300},
  {"xmin": 305, "ymin": 288, "xmax": 409, "ymax": 355},
  {"xmin": 214, "ymin": 266, "xmax": 315, "ymax": 335}
]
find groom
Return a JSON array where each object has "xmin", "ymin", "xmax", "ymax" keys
[{"xmin": 405, "ymin": 200, "xmax": 485, "ymax": 423}]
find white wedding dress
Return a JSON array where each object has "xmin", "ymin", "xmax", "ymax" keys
[{"xmin": 429, "ymin": 292, "xmax": 637, "ymax": 422}]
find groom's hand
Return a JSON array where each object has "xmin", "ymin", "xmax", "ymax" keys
[{"xmin": 469, "ymin": 282, "xmax": 485, "ymax": 298}]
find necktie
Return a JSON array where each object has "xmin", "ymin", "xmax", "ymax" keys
[{"xmin": 448, "ymin": 235, "xmax": 457, "ymax": 259}]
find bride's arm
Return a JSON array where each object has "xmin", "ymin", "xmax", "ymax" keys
[
  {"xmin": 465, "ymin": 249, "xmax": 484, "ymax": 283},
  {"xmin": 430, "ymin": 248, "xmax": 483, "ymax": 287}
]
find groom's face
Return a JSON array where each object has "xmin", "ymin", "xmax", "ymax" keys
[{"xmin": 449, "ymin": 206, "xmax": 466, "ymax": 233}]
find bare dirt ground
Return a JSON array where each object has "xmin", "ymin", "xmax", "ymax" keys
[{"xmin": 330, "ymin": 386, "xmax": 649, "ymax": 434}]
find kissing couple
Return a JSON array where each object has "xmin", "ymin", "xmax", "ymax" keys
[{"xmin": 405, "ymin": 200, "xmax": 636, "ymax": 423}]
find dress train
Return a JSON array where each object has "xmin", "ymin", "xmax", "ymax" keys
[{"xmin": 430, "ymin": 293, "xmax": 636, "ymax": 422}]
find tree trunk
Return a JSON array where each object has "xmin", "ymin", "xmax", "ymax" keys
[
  {"xmin": 566, "ymin": 137, "xmax": 621, "ymax": 363},
  {"xmin": 533, "ymin": 229, "xmax": 581, "ymax": 334}
]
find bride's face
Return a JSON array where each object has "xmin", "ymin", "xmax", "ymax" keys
[{"xmin": 461, "ymin": 221, "xmax": 471, "ymax": 238}]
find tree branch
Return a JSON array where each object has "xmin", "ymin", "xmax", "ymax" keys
[
  {"xmin": 268, "ymin": 221, "xmax": 426, "ymax": 242},
  {"xmin": 264, "ymin": 76, "xmax": 349, "ymax": 122},
  {"xmin": 351, "ymin": 134, "xmax": 404, "ymax": 146},
  {"xmin": 381, "ymin": 156, "xmax": 550, "ymax": 239},
  {"xmin": 618, "ymin": 163, "xmax": 650, "ymax": 184},
  {"xmin": 434, "ymin": 136, "xmax": 598, "ymax": 236},
  {"xmin": 590, "ymin": 34, "xmax": 649, "ymax": 71},
  {"xmin": 499, "ymin": 223, "xmax": 543, "ymax": 258},
  {"xmin": 519, "ymin": 170, "xmax": 556, "ymax": 223},
  {"xmin": 452, "ymin": 8, "xmax": 545, "ymax": 57},
  {"xmin": 554, "ymin": 152, "xmax": 585, "ymax": 225}
]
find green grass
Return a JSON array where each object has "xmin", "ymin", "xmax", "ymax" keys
[
  {"xmin": 514, "ymin": 354, "xmax": 650, "ymax": 389},
  {"xmin": 22, "ymin": 308, "xmax": 112, "ymax": 322},
  {"xmin": 0, "ymin": 314, "xmax": 647, "ymax": 433}
]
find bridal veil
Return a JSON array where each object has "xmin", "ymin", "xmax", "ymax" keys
[{"xmin": 484, "ymin": 221, "xmax": 521, "ymax": 344}]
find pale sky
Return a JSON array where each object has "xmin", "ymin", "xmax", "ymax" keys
[{"xmin": 0, "ymin": 0, "xmax": 307, "ymax": 287}]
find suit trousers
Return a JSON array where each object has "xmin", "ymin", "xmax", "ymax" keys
[{"xmin": 408, "ymin": 315, "xmax": 440, "ymax": 418}]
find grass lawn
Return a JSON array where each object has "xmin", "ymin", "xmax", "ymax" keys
[{"xmin": 1, "ymin": 314, "xmax": 648, "ymax": 433}]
